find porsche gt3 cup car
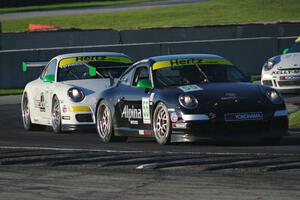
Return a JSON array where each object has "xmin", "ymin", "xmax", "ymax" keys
[
  {"xmin": 95, "ymin": 54, "xmax": 288, "ymax": 144},
  {"xmin": 21, "ymin": 52, "xmax": 133, "ymax": 133},
  {"xmin": 261, "ymin": 37, "xmax": 300, "ymax": 93}
]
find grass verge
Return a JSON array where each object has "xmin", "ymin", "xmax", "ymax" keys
[
  {"xmin": 0, "ymin": 0, "xmax": 160, "ymax": 15},
  {"xmin": 2, "ymin": 0, "xmax": 300, "ymax": 32},
  {"xmin": 0, "ymin": 89, "xmax": 24, "ymax": 96},
  {"xmin": 289, "ymin": 109, "xmax": 300, "ymax": 129}
]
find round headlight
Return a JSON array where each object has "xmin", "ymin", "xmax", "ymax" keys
[
  {"xmin": 266, "ymin": 90, "xmax": 283, "ymax": 104},
  {"xmin": 264, "ymin": 59, "xmax": 275, "ymax": 71},
  {"xmin": 179, "ymin": 94, "xmax": 198, "ymax": 109},
  {"xmin": 68, "ymin": 88, "xmax": 85, "ymax": 102}
]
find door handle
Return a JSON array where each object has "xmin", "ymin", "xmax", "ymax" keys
[{"xmin": 118, "ymin": 96, "xmax": 125, "ymax": 102}]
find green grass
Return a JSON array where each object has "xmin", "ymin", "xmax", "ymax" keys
[
  {"xmin": 0, "ymin": 89, "xmax": 24, "ymax": 96},
  {"xmin": 2, "ymin": 0, "xmax": 300, "ymax": 32},
  {"xmin": 289, "ymin": 109, "xmax": 300, "ymax": 129},
  {"xmin": 0, "ymin": 0, "xmax": 160, "ymax": 15}
]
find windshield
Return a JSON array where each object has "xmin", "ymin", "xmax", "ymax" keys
[
  {"xmin": 57, "ymin": 61, "xmax": 130, "ymax": 82},
  {"xmin": 288, "ymin": 42, "xmax": 300, "ymax": 53},
  {"xmin": 153, "ymin": 64, "xmax": 247, "ymax": 88}
]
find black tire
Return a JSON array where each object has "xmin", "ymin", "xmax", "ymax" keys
[
  {"xmin": 153, "ymin": 102, "xmax": 171, "ymax": 145},
  {"xmin": 21, "ymin": 92, "xmax": 45, "ymax": 131},
  {"xmin": 96, "ymin": 100, "xmax": 127, "ymax": 143},
  {"xmin": 51, "ymin": 96, "xmax": 62, "ymax": 133}
]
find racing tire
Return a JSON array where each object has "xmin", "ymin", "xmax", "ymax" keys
[
  {"xmin": 21, "ymin": 92, "xmax": 45, "ymax": 131},
  {"xmin": 51, "ymin": 96, "xmax": 62, "ymax": 133},
  {"xmin": 97, "ymin": 100, "xmax": 127, "ymax": 143},
  {"xmin": 153, "ymin": 102, "xmax": 171, "ymax": 145}
]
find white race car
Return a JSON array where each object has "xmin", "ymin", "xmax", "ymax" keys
[
  {"xmin": 261, "ymin": 37, "xmax": 300, "ymax": 93},
  {"xmin": 21, "ymin": 52, "xmax": 133, "ymax": 133}
]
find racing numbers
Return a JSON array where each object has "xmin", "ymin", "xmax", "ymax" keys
[{"xmin": 142, "ymin": 97, "xmax": 151, "ymax": 124}]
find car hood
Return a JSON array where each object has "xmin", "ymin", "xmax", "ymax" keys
[
  {"xmin": 277, "ymin": 52, "xmax": 300, "ymax": 69},
  {"xmin": 176, "ymin": 82, "xmax": 263, "ymax": 103},
  {"xmin": 62, "ymin": 79, "xmax": 112, "ymax": 94}
]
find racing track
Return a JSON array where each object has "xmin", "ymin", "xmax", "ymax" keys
[{"xmin": 0, "ymin": 96, "xmax": 300, "ymax": 199}]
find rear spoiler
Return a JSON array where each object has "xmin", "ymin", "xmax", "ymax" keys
[{"xmin": 22, "ymin": 61, "xmax": 48, "ymax": 72}]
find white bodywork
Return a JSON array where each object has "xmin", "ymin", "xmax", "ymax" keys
[
  {"xmin": 22, "ymin": 52, "xmax": 132, "ymax": 131},
  {"xmin": 261, "ymin": 39, "xmax": 300, "ymax": 92}
]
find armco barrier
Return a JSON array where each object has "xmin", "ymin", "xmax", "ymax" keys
[
  {"xmin": 0, "ymin": 37, "xmax": 297, "ymax": 89},
  {"xmin": 1, "ymin": 22, "xmax": 300, "ymax": 50}
]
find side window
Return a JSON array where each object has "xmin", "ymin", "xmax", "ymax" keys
[
  {"xmin": 120, "ymin": 67, "xmax": 135, "ymax": 86},
  {"xmin": 41, "ymin": 59, "xmax": 57, "ymax": 79},
  {"xmin": 132, "ymin": 67, "xmax": 149, "ymax": 87}
]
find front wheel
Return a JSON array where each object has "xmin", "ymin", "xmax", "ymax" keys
[
  {"xmin": 97, "ymin": 100, "xmax": 128, "ymax": 143},
  {"xmin": 153, "ymin": 102, "xmax": 171, "ymax": 145},
  {"xmin": 51, "ymin": 96, "xmax": 62, "ymax": 133}
]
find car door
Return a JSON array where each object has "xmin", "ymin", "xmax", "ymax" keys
[
  {"xmin": 115, "ymin": 64, "xmax": 153, "ymax": 134},
  {"xmin": 32, "ymin": 59, "xmax": 57, "ymax": 124}
]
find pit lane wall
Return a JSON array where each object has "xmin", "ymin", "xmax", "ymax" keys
[{"xmin": 0, "ymin": 36, "xmax": 296, "ymax": 89}]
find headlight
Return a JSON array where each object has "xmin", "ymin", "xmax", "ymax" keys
[
  {"xmin": 266, "ymin": 90, "xmax": 283, "ymax": 104},
  {"xmin": 179, "ymin": 94, "xmax": 198, "ymax": 109},
  {"xmin": 68, "ymin": 88, "xmax": 85, "ymax": 102},
  {"xmin": 263, "ymin": 59, "xmax": 275, "ymax": 71}
]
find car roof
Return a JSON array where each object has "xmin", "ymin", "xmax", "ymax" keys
[
  {"xmin": 53, "ymin": 52, "xmax": 132, "ymax": 60},
  {"xmin": 148, "ymin": 54, "xmax": 224, "ymax": 62}
]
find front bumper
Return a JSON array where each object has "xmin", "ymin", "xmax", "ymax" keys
[
  {"xmin": 261, "ymin": 75, "xmax": 300, "ymax": 93},
  {"xmin": 170, "ymin": 110, "xmax": 288, "ymax": 142}
]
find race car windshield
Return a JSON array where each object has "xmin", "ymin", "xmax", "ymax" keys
[
  {"xmin": 57, "ymin": 61, "xmax": 130, "ymax": 82},
  {"xmin": 288, "ymin": 42, "xmax": 300, "ymax": 53},
  {"xmin": 153, "ymin": 64, "xmax": 247, "ymax": 88}
]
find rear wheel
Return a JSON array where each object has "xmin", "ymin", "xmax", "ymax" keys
[
  {"xmin": 51, "ymin": 96, "xmax": 62, "ymax": 133},
  {"xmin": 153, "ymin": 102, "xmax": 171, "ymax": 145},
  {"xmin": 21, "ymin": 92, "xmax": 45, "ymax": 131},
  {"xmin": 96, "ymin": 100, "xmax": 127, "ymax": 143}
]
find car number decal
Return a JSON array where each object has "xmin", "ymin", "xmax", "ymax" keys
[
  {"xmin": 142, "ymin": 97, "xmax": 151, "ymax": 124},
  {"xmin": 178, "ymin": 84, "xmax": 203, "ymax": 92}
]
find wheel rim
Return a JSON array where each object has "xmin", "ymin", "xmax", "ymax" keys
[
  {"xmin": 52, "ymin": 99, "xmax": 61, "ymax": 129},
  {"xmin": 97, "ymin": 105, "xmax": 111, "ymax": 138},
  {"xmin": 22, "ymin": 95, "xmax": 30, "ymax": 127},
  {"xmin": 154, "ymin": 106, "xmax": 169, "ymax": 141}
]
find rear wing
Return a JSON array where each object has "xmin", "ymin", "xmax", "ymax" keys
[{"xmin": 22, "ymin": 61, "xmax": 48, "ymax": 72}]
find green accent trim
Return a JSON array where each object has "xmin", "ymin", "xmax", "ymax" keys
[
  {"xmin": 88, "ymin": 65, "xmax": 97, "ymax": 77},
  {"xmin": 283, "ymin": 48, "xmax": 289, "ymax": 54},
  {"xmin": 43, "ymin": 74, "xmax": 55, "ymax": 83},
  {"xmin": 137, "ymin": 79, "xmax": 152, "ymax": 90},
  {"xmin": 22, "ymin": 62, "xmax": 27, "ymax": 72}
]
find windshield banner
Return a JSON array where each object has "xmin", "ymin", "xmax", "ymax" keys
[
  {"xmin": 59, "ymin": 56, "xmax": 133, "ymax": 68},
  {"xmin": 152, "ymin": 58, "xmax": 232, "ymax": 70}
]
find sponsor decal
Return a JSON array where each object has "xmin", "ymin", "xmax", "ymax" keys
[
  {"xmin": 274, "ymin": 69, "xmax": 300, "ymax": 75},
  {"xmin": 121, "ymin": 105, "xmax": 142, "ymax": 120},
  {"xmin": 178, "ymin": 84, "xmax": 203, "ymax": 92},
  {"xmin": 130, "ymin": 120, "xmax": 139, "ymax": 125},
  {"xmin": 59, "ymin": 56, "xmax": 132, "ymax": 68},
  {"xmin": 152, "ymin": 58, "xmax": 232, "ymax": 70},
  {"xmin": 142, "ymin": 97, "xmax": 151, "ymax": 124},
  {"xmin": 62, "ymin": 116, "xmax": 70, "ymax": 120},
  {"xmin": 139, "ymin": 130, "xmax": 153, "ymax": 136},
  {"xmin": 225, "ymin": 112, "xmax": 263, "ymax": 122},
  {"xmin": 62, "ymin": 105, "xmax": 68, "ymax": 113},
  {"xmin": 284, "ymin": 76, "xmax": 300, "ymax": 80},
  {"xmin": 209, "ymin": 112, "xmax": 217, "ymax": 120}
]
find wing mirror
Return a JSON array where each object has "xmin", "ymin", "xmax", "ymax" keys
[
  {"xmin": 137, "ymin": 79, "xmax": 153, "ymax": 90},
  {"xmin": 283, "ymin": 48, "xmax": 289, "ymax": 54},
  {"xmin": 43, "ymin": 74, "xmax": 55, "ymax": 83},
  {"xmin": 88, "ymin": 65, "xmax": 97, "ymax": 77}
]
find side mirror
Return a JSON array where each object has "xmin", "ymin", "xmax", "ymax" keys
[
  {"xmin": 88, "ymin": 65, "xmax": 97, "ymax": 77},
  {"xmin": 137, "ymin": 79, "xmax": 153, "ymax": 90},
  {"xmin": 43, "ymin": 74, "xmax": 55, "ymax": 83},
  {"xmin": 283, "ymin": 48, "xmax": 289, "ymax": 54}
]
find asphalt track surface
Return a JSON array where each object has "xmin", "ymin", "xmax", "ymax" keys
[
  {"xmin": 0, "ymin": 0, "xmax": 206, "ymax": 21},
  {"xmin": 0, "ymin": 95, "xmax": 300, "ymax": 199}
]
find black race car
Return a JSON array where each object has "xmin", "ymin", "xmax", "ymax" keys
[{"xmin": 95, "ymin": 54, "xmax": 288, "ymax": 144}]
